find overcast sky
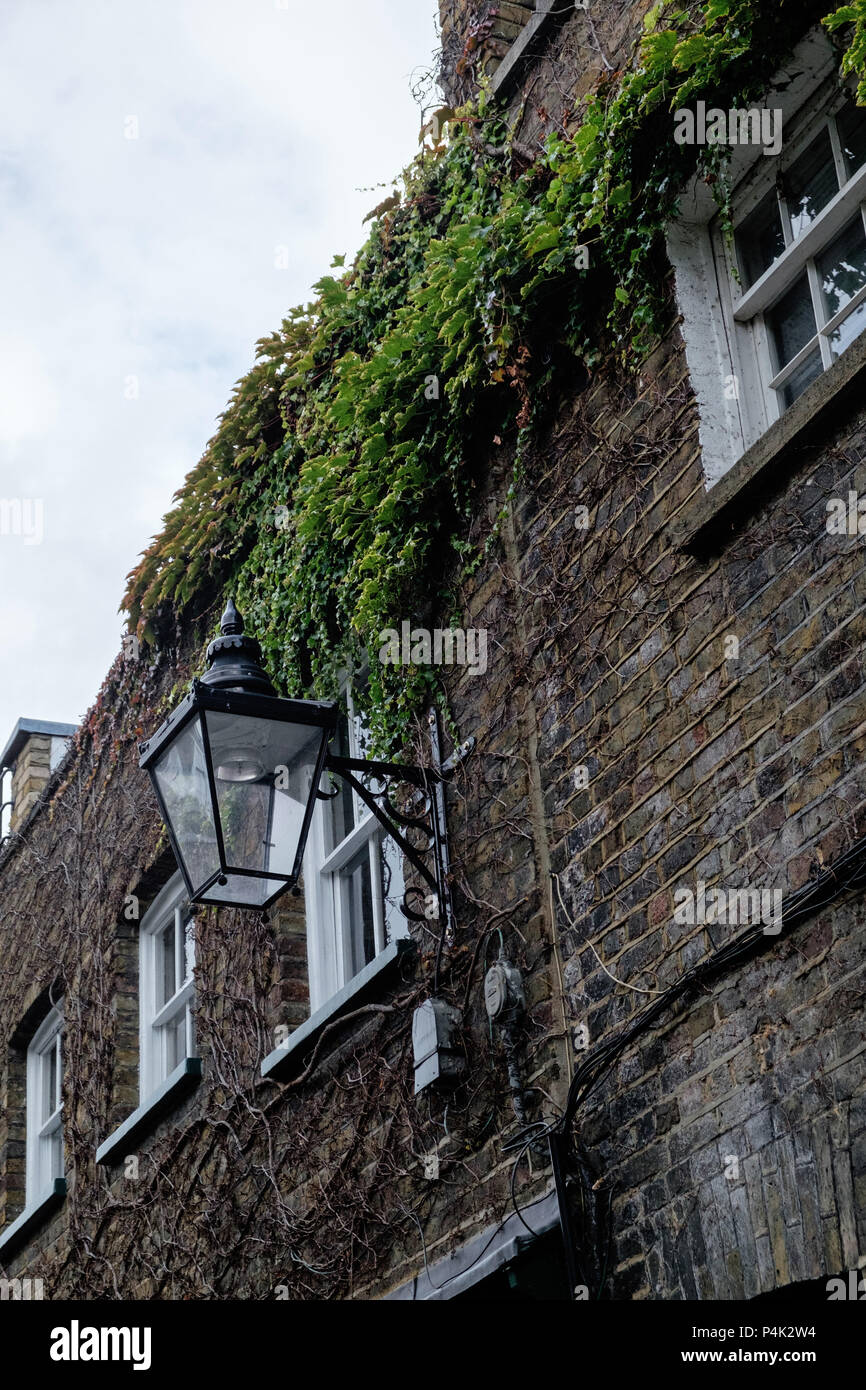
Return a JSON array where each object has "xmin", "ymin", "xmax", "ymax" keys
[{"xmin": 0, "ymin": 0, "xmax": 439, "ymax": 756}]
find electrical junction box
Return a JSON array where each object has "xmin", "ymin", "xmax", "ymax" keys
[
  {"xmin": 484, "ymin": 958, "xmax": 525, "ymax": 1021},
  {"xmin": 412, "ymin": 999, "xmax": 464, "ymax": 1094}
]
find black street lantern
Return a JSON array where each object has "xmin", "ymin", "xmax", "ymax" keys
[
  {"xmin": 140, "ymin": 598, "xmax": 473, "ymax": 925},
  {"xmin": 139, "ymin": 599, "xmax": 338, "ymax": 910}
]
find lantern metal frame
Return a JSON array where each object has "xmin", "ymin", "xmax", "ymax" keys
[
  {"xmin": 139, "ymin": 600, "xmax": 473, "ymax": 922},
  {"xmin": 139, "ymin": 679, "xmax": 338, "ymax": 911}
]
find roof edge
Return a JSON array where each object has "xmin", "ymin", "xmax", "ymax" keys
[{"xmin": 0, "ymin": 719, "xmax": 78, "ymax": 771}]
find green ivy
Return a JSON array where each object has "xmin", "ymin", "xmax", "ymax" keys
[
  {"xmin": 123, "ymin": 0, "xmax": 866, "ymax": 751},
  {"xmin": 825, "ymin": 0, "xmax": 866, "ymax": 100}
]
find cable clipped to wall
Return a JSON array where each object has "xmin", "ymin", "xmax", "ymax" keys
[{"xmin": 547, "ymin": 837, "xmax": 866, "ymax": 1295}]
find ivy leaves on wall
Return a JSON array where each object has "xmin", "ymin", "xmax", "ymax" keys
[
  {"xmin": 121, "ymin": 0, "xmax": 865, "ymax": 752},
  {"xmin": 825, "ymin": 1, "xmax": 866, "ymax": 101}
]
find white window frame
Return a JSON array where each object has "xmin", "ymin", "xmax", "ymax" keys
[
  {"xmin": 303, "ymin": 680, "xmax": 407, "ymax": 1012},
  {"xmin": 139, "ymin": 873, "xmax": 196, "ymax": 1101},
  {"xmin": 25, "ymin": 1005, "xmax": 64, "ymax": 1206},
  {"xmin": 667, "ymin": 29, "xmax": 866, "ymax": 487}
]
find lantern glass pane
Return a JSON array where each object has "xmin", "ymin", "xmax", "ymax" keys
[
  {"xmin": 152, "ymin": 718, "xmax": 221, "ymax": 894},
  {"xmin": 198, "ymin": 871, "xmax": 274, "ymax": 908},
  {"xmin": 203, "ymin": 710, "xmax": 325, "ymax": 884}
]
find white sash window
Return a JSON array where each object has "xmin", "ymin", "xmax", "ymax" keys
[
  {"xmin": 303, "ymin": 680, "xmax": 406, "ymax": 1012},
  {"xmin": 25, "ymin": 1006, "xmax": 64, "ymax": 1205},
  {"xmin": 667, "ymin": 30, "xmax": 866, "ymax": 486},
  {"xmin": 139, "ymin": 874, "xmax": 196, "ymax": 1100}
]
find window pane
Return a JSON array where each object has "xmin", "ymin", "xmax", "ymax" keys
[
  {"xmin": 817, "ymin": 215, "xmax": 866, "ymax": 321},
  {"xmin": 353, "ymin": 692, "xmax": 383, "ymax": 823},
  {"xmin": 829, "ymin": 299, "xmax": 866, "ymax": 360},
  {"xmin": 785, "ymin": 128, "xmax": 838, "ymax": 239},
  {"xmin": 160, "ymin": 923, "xmax": 176, "ymax": 1006},
  {"xmin": 50, "ymin": 1131, "xmax": 63, "ymax": 1183},
  {"xmin": 328, "ymin": 713, "xmax": 356, "ymax": 843},
  {"xmin": 342, "ymin": 848, "xmax": 376, "ymax": 973},
  {"xmin": 838, "ymin": 102, "xmax": 866, "ymax": 181},
  {"xmin": 44, "ymin": 1042, "xmax": 57, "ymax": 1124},
  {"xmin": 163, "ymin": 1013, "xmax": 186, "ymax": 1074},
  {"xmin": 778, "ymin": 348, "xmax": 823, "ymax": 408},
  {"xmin": 183, "ymin": 914, "xmax": 195, "ymax": 984},
  {"xmin": 736, "ymin": 190, "xmax": 786, "ymax": 287},
  {"xmin": 767, "ymin": 274, "xmax": 817, "ymax": 367}
]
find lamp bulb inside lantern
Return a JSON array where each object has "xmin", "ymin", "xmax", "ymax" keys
[{"xmin": 215, "ymin": 748, "xmax": 267, "ymax": 782}]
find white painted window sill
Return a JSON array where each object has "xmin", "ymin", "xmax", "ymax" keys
[
  {"xmin": 0, "ymin": 1178, "xmax": 66, "ymax": 1260},
  {"xmin": 95, "ymin": 1057, "xmax": 201, "ymax": 1167}
]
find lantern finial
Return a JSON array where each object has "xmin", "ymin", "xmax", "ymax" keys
[
  {"xmin": 202, "ymin": 597, "xmax": 277, "ymax": 695},
  {"xmin": 220, "ymin": 597, "xmax": 244, "ymax": 636},
  {"xmin": 139, "ymin": 599, "xmax": 339, "ymax": 912}
]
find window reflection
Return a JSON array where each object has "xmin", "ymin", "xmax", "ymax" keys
[
  {"xmin": 768, "ymin": 273, "xmax": 817, "ymax": 367},
  {"xmin": 785, "ymin": 128, "xmax": 838, "ymax": 240},
  {"xmin": 818, "ymin": 215, "xmax": 866, "ymax": 320},
  {"xmin": 736, "ymin": 191, "xmax": 786, "ymax": 287},
  {"xmin": 780, "ymin": 350, "xmax": 823, "ymax": 407},
  {"xmin": 838, "ymin": 103, "xmax": 866, "ymax": 180}
]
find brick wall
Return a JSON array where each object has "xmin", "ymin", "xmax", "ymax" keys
[
  {"xmin": 0, "ymin": 0, "xmax": 864, "ymax": 1301},
  {"xmin": 489, "ymin": 332, "xmax": 866, "ymax": 1296}
]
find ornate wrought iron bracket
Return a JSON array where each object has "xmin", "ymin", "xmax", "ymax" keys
[{"xmin": 320, "ymin": 713, "xmax": 474, "ymax": 939}]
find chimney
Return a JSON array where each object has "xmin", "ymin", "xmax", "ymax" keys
[{"xmin": 0, "ymin": 720, "xmax": 77, "ymax": 838}]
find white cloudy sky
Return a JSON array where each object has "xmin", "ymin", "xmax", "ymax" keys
[{"xmin": 0, "ymin": 0, "xmax": 439, "ymax": 753}]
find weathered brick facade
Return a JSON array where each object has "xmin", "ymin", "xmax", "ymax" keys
[{"xmin": 1, "ymin": 0, "xmax": 865, "ymax": 1302}]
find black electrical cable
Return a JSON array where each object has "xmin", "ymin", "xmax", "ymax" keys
[
  {"xmin": 403, "ymin": 1187, "xmax": 557, "ymax": 1297},
  {"xmin": 546, "ymin": 840, "xmax": 866, "ymax": 1299}
]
